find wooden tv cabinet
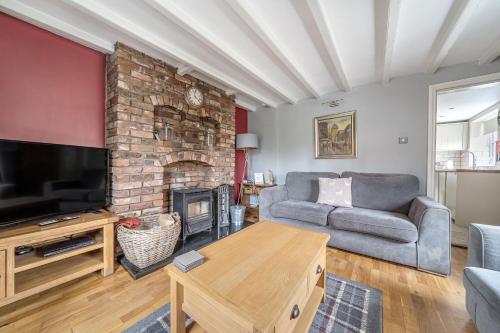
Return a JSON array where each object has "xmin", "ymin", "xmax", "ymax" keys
[{"xmin": 0, "ymin": 210, "xmax": 118, "ymax": 307}]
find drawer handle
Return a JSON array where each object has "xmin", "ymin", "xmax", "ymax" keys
[
  {"xmin": 316, "ymin": 264, "xmax": 323, "ymax": 274},
  {"xmin": 290, "ymin": 304, "xmax": 300, "ymax": 320}
]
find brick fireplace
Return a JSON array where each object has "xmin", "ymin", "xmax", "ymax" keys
[{"xmin": 106, "ymin": 43, "xmax": 235, "ymax": 222}]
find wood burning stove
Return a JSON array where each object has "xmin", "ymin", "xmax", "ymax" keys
[{"xmin": 173, "ymin": 188, "xmax": 213, "ymax": 241}]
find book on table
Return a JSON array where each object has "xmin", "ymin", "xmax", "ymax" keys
[{"xmin": 173, "ymin": 250, "xmax": 205, "ymax": 272}]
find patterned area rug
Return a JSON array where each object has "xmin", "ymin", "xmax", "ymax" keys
[{"xmin": 124, "ymin": 273, "xmax": 382, "ymax": 333}]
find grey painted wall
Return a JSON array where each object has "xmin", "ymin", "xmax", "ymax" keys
[
  {"xmin": 247, "ymin": 106, "xmax": 278, "ymax": 181},
  {"xmin": 248, "ymin": 61, "xmax": 500, "ymax": 193}
]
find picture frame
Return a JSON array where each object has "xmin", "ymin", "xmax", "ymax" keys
[
  {"xmin": 314, "ymin": 111, "xmax": 357, "ymax": 159},
  {"xmin": 254, "ymin": 172, "xmax": 264, "ymax": 185}
]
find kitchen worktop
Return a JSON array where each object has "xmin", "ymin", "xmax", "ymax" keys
[{"xmin": 435, "ymin": 168, "xmax": 500, "ymax": 173}]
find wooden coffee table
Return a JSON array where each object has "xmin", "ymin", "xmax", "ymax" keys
[{"xmin": 167, "ymin": 221, "xmax": 330, "ymax": 333}]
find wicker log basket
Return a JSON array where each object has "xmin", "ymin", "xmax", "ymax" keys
[{"xmin": 117, "ymin": 212, "xmax": 181, "ymax": 269}]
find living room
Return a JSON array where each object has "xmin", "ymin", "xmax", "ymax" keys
[{"xmin": 0, "ymin": 1, "xmax": 499, "ymax": 333}]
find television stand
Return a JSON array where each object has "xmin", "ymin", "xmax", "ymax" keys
[{"xmin": 0, "ymin": 210, "xmax": 118, "ymax": 307}]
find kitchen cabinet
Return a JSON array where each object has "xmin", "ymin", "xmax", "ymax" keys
[
  {"xmin": 436, "ymin": 170, "xmax": 500, "ymax": 228},
  {"xmin": 436, "ymin": 122, "xmax": 468, "ymax": 151},
  {"xmin": 435, "ymin": 171, "xmax": 457, "ymax": 219},
  {"xmin": 456, "ymin": 171, "xmax": 500, "ymax": 227}
]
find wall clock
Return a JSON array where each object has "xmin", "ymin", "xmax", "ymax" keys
[{"xmin": 186, "ymin": 86, "xmax": 204, "ymax": 108}]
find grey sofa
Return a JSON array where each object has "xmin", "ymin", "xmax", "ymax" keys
[
  {"xmin": 464, "ymin": 224, "xmax": 500, "ymax": 333},
  {"xmin": 259, "ymin": 171, "xmax": 451, "ymax": 275}
]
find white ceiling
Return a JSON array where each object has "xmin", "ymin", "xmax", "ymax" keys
[
  {"xmin": 1, "ymin": 0, "xmax": 500, "ymax": 111},
  {"xmin": 437, "ymin": 82, "xmax": 500, "ymax": 123}
]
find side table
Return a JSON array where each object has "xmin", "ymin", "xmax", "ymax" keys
[{"xmin": 240, "ymin": 183, "xmax": 276, "ymax": 222}]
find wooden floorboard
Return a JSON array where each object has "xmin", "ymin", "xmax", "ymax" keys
[{"xmin": 0, "ymin": 246, "xmax": 477, "ymax": 333}]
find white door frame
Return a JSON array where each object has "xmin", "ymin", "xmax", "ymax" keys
[{"xmin": 427, "ymin": 72, "xmax": 500, "ymax": 197}]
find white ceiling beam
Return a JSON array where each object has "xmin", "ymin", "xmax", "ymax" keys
[
  {"xmin": 188, "ymin": 72, "xmax": 266, "ymax": 109},
  {"xmin": 176, "ymin": 65, "xmax": 192, "ymax": 76},
  {"xmin": 145, "ymin": 0, "xmax": 297, "ymax": 104},
  {"xmin": 425, "ymin": 0, "xmax": 481, "ymax": 74},
  {"xmin": 0, "ymin": 0, "xmax": 114, "ymax": 53},
  {"xmin": 306, "ymin": 0, "xmax": 351, "ymax": 92},
  {"xmin": 64, "ymin": 0, "xmax": 280, "ymax": 108},
  {"xmin": 478, "ymin": 36, "xmax": 500, "ymax": 65},
  {"xmin": 225, "ymin": 0, "xmax": 321, "ymax": 99},
  {"xmin": 235, "ymin": 98, "xmax": 259, "ymax": 112},
  {"xmin": 375, "ymin": 0, "xmax": 402, "ymax": 85}
]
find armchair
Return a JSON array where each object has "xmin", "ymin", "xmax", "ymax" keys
[{"xmin": 463, "ymin": 224, "xmax": 500, "ymax": 333}]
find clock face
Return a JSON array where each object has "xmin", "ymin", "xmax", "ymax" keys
[{"xmin": 186, "ymin": 87, "xmax": 204, "ymax": 108}]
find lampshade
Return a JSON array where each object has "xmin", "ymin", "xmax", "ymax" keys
[{"xmin": 236, "ymin": 133, "xmax": 258, "ymax": 150}]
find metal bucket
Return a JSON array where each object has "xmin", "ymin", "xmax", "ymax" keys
[{"xmin": 230, "ymin": 205, "xmax": 246, "ymax": 225}]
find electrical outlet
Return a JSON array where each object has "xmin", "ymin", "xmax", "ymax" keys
[{"xmin": 399, "ymin": 137, "xmax": 408, "ymax": 144}]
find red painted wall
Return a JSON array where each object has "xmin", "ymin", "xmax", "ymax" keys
[
  {"xmin": 0, "ymin": 13, "xmax": 106, "ymax": 148},
  {"xmin": 235, "ymin": 107, "xmax": 248, "ymax": 202}
]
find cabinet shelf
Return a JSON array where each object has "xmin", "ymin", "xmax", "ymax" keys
[
  {"xmin": 15, "ymin": 242, "xmax": 104, "ymax": 273},
  {"xmin": 15, "ymin": 251, "xmax": 103, "ymax": 295}
]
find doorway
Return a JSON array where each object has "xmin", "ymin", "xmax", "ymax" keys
[{"xmin": 428, "ymin": 72, "xmax": 500, "ymax": 246}]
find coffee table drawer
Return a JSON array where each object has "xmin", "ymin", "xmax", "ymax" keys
[
  {"xmin": 308, "ymin": 250, "xmax": 326, "ymax": 294},
  {"xmin": 275, "ymin": 275, "xmax": 309, "ymax": 333}
]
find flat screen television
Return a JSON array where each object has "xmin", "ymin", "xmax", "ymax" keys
[{"xmin": 0, "ymin": 139, "xmax": 108, "ymax": 228}]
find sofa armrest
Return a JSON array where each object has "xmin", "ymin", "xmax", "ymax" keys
[
  {"xmin": 409, "ymin": 196, "xmax": 451, "ymax": 275},
  {"xmin": 468, "ymin": 224, "xmax": 500, "ymax": 271},
  {"xmin": 258, "ymin": 185, "xmax": 287, "ymax": 221}
]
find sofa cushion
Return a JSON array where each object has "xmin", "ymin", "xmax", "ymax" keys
[
  {"xmin": 341, "ymin": 171, "xmax": 419, "ymax": 214},
  {"xmin": 317, "ymin": 177, "xmax": 353, "ymax": 208},
  {"xmin": 270, "ymin": 200, "xmax": 335, "ymax": 226},
  {"xmin": 329, "ymin": 207, "xmax": 418, "ymax": 243},
  {"xmin": 464, "ymin": 267, "xmax": 500, "ymax": 314},
  {"xmin": 286, "ymin": 172, "xmax": 339, "ymax": 202}
]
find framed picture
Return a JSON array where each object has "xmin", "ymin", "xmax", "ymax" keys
[
  {"xmin": 314, "ymin": 111, "xmax": 357, "ymax": 159},
  {"xmin": 254, "ymin": 172, "xmax": 264, "ymax": 185}
]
